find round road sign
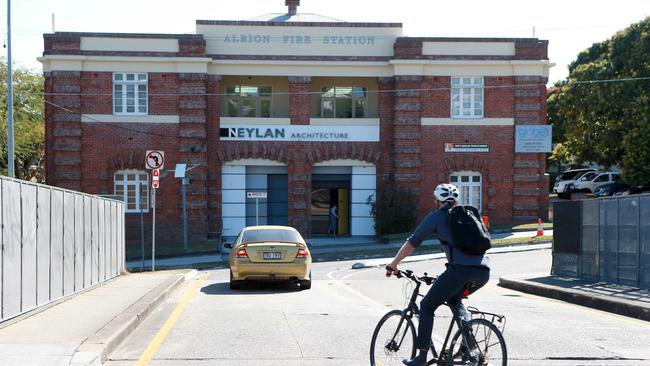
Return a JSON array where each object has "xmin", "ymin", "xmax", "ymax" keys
[{"xmin": 145, "ymin": 150, "xmax": 164, "ymax": 170}]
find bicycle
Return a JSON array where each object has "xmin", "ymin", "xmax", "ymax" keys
[{"xmin": 370, "ymin": 268, "xmax": 507, "ymax": 366}]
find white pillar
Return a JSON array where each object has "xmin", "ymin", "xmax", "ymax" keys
[
  {"xmin": 351, "ymin": 166, "xmax": 376, "ymax": 235},
  {"xmin": 222, "ymin": 165, "xmax": 246, "ymax": 237}
]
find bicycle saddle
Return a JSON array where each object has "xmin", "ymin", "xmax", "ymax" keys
[{"xmin": 462, "ymin": 281, "xmax": 481, "ymax": 297}]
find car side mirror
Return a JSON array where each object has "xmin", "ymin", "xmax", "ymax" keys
[{"xmin": 223, "ymin": 243, "xmax": 233, "ymax": 249}]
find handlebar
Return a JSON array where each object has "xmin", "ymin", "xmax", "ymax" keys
[{"xmin": 385, "ymin": 266, "xmax": 437, "ymax": 286}]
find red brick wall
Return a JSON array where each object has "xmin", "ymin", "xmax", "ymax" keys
[
  {"xmin": 484, "ymin": 76, "xmax": 514, "ymax": 118},
  {"xmin": 288, "ymin": 76, "xmax": 311, "ymax": 125},
  {"xmin": 44, "ymin": 34, "xmax": 550, "ymax": 245}
]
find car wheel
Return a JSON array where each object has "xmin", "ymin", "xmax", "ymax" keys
[
  {"xmin": 229, "ymin": 270, "xmax": 243, "ymax": 290},
  {"xmin": 300, "ymin": 271, "xmax": 312, "ymax": 290}
]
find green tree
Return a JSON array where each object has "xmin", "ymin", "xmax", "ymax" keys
[
  {"xmin": 549, "ymin": 17, "xmax": 650, "ymax": 185},
  {"xmin": 368, "ymin": 185, "xmax": 418, "ymax": 236},
  {"xmin": 0, "ymin": 60, "xmax": 45, "ymax": 182}
]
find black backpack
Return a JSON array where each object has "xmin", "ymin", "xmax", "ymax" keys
[{"xmin": 447, "ymin": 205, "xmax": 491, "ymax": 255}]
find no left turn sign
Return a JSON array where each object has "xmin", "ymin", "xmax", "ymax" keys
[{"xmin": 145, "ymin": 150, "xmax": 164, "ymax": 170}]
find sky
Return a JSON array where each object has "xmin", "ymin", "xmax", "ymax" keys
[{"xmin": 3, "ymin": 0, "xmax": 649, "ymax": 84}]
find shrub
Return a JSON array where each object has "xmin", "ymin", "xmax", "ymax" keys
[{"xmin": 367, "ymin": 185, "xmax": 419, "ymax": 236}]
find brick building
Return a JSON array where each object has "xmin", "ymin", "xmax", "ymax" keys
[{"xmin": 41, "ymin": 1, "xmax": 552, "ymax": 249}]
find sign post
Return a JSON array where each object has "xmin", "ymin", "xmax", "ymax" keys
[
  {"xmin": 247, "ymin": 191, "xmax": 267, "ymax": 226},
  {"xmin": 151, "ymin": 168, "xmax": 160, "ymax": 271},
  {"xmin": 145, "ymin": 151, "xmax": 163, "ymax": 272}
]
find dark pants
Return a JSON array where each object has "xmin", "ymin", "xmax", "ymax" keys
[{"xmin": 416, "ymin": 264, "xmax": 490, "ymax": 350}]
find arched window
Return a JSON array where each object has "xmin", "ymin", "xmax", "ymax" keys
[
  {"xmin": 450, "ymin": 171, "xmax": 482, "ymax": 210},
  {"xmin": 114, "ymin": 170, "xmax": 149, "ymax": 213}
]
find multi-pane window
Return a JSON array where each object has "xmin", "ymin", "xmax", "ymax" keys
[
  {"xmin": 451, "ymin": 77, "xmax": 483, "ymax": 118},
  {"xmin": 225, "ymin": 86, "xmax": 272, "ymax": 117},
  {"xmin": 113, "ymin": 73, "xmax": 148, "ymax": 115},
  {"xmin": 450, "ymin": 172, "xmax": 482, "ymax": 211},
  {"xmin": 320, "ymin": 86, "xmax": 367, "ymax": 118},
  {"xmin": 114, "ymin": 171, "xmax": 149, "ymax": 213}
]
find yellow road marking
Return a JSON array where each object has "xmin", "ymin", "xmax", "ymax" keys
[{"xmin": 134, "ymin": 273, "xmax": 208, "ymax": 366}]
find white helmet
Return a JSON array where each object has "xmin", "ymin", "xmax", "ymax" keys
[{"xmin": 434, "ymin": 183, "xmax": 460, "ymax": 203}]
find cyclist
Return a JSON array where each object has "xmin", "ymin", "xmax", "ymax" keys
[{"xmin": 386, "ymin": 183, "xmax": 491, "ymax": 366}]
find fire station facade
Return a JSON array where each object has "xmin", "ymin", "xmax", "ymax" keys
[{"xmin": 41, "ymin": 14, "xmax": 551, "ymax": 246}]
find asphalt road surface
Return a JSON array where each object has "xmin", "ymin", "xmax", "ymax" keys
[{"xmin": 106, "ymin": 248, "xmax": 650, "ymax": 365}]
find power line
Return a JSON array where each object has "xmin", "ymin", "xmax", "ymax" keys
[
  {"xmin": 44, "ymin": 99, "xmax": 179, "ymax": 139},
  {"xmin": 42, "ymin": 76, "xmax": 650, "ymax": 140},
  {"xmin": 40, "ymin": 76, "xmax": 650, "ymax": 98}
]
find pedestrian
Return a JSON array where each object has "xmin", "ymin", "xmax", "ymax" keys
[
  {"xmin": 328, "ymin": 204, "xmax": 338, "ymax": 236},
  {"xmin": 385, "ymin": 183, "xmax": 491, "ymax": 366}
]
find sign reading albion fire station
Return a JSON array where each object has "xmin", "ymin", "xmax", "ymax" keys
[{"xmin": 219, "ymin": 125, "xmax": 379, "ymax": 142}]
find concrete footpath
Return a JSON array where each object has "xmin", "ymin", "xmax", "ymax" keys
[
  {"xmin": 0, "ymin": 270, "xmax": 197, "ymax": 366},
  {"xmin": 499, "ymin": 274, "xmax": 650, "ymax": 322}
]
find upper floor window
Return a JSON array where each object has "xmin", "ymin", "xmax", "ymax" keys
[
  {"xmin": 113, "ymin": 73, "xmax": 148, "ymax": 115},
  {"xmin": 451, "ymin": 77, "xmax": 483, "ymax": 118},
  {"xmin": 320, "ymin": 86, "xmax": 366, "ymax": 118},
  {"xmin": 114, "ymin": 170, "xmax": 149, "ymax": 213},
  {"xmin": 226, "ymin": 86, "xmax": 272, "ymax": 117}
]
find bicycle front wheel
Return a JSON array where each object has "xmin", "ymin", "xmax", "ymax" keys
[
  {"xmin": 370, "ymin": 310, "xmax": 417, "ymax": 366},
  {"xmin": 449, "ymin": 318, "xmax": 507, "ymax": 366}
]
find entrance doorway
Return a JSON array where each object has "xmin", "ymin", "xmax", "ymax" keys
[
  {"xmin": 311, "ymin": 170, "xmax": 351, "ymax": 235},
  {"xmin": 311, "ymin": 188, "xmax": 350, "ymax": 235}
]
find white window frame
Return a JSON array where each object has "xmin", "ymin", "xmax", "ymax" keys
[
  {"xmin": 320, "ymin": 86, "xmax": 367, "ymax": 118},
  {"xmin": 450, "ymin": 171, "xmax": 482, "ymax": 211},
  {"xmin": 113, "ymin": 73, "xmax": 148, "ymax": 116},
  {"xmin": 225, "ymin": 85, "xmax": 273, "ymax": 118},
  {"xmin": 451, "ymin": 77, "xmax": 483, "ymax": 119},
  {"xmin": 114, "ymin": 170, "xmax": 149, "ymax": 213}
]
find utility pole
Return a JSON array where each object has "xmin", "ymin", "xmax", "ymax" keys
[{"xmin": 7, "ymin": 0, "xmax": 15, "ymax": 177}]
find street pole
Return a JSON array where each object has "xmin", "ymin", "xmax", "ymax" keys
[
  {"xmin": 152, "ymin": 188, "xmax": 156, "ymax": 271},
  {"xmin": 140, "ymin": 184, "xmax": 145, "ymax": 269},
  {"xmin": 256, "ymin": 197, "xmax": 259, "ymax": 226},
  {"xmin": 6, "ymin": 0, "xmax": 15, "ymax": 177},
  {"xmin": 182, "ymin": 178, "xmax": 188, "ymax": 252}
]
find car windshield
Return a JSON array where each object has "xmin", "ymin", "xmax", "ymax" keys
[
  {"xmin": 241, "ymin": 228, "xmax": 305, "ymax": 244},
  {"xmin": 580, "ymin": 172, "xmax": 597, "ymax": 181},
  {"xmin": 558, "ymin": 170, "xmax": 591, "ymax": 181}
]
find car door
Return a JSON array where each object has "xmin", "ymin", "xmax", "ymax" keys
[
  {"xmin": 575, "ymin": 172, "xmax": 597, "ymax": 190},
  {"xmin": 590, "ymin": 173, "xmax": 610, "ymax": 192}
]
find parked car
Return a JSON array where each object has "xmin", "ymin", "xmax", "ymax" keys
[
  {"xmin": 553, "ymin": 168, "xmax": 597, "ymax": 199},
  {"xmin": 594, "ymin": 181, "xmax": 631, "ymax": 197},
  {"xmin": 573, "ymin": 172, "xmax": 621, "ymax": 193},
  {"xmin": 224, "ymin": 225, "xmax": 312, "ymax": 290},
  {"xmin": 614, "ymin": 183, "xmax": 650, "ymax": 196}
]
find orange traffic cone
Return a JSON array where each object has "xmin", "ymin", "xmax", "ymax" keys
[
  {"xmin": 536, "ymin": 218, "xmax": 544, "ymax": 237},
  {"xmin": 482, "ymin": 215, "xmax": 490, "ymax": 229}
]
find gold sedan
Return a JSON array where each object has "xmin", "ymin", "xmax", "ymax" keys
[{"xmin": 224, "ymin": 225, "xmax": 312, "ymax": 290}]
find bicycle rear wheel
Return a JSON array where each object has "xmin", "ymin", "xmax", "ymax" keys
[
  {"xmin": 449, "ymin": 318, "xmax": 507, "ymax": 366},
  {"xmin": 370, "ymin": 310, "xmax": 417, "ymax": 366}
]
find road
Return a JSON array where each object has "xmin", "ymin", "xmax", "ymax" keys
[{"xmin": 106, "ymin": 249, "xmax": 650, "ymax": 365}]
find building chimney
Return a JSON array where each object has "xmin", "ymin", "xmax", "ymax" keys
[{"xmin": 286, "ymin": 0, "xmax": 299, "ymax": 16}]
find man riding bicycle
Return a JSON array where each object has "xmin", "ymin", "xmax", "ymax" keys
[{"xmin": 386, "ymin": 183, "xmax": 491, "ymax": 366}]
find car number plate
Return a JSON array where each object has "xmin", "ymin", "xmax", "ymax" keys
[{"xmin": 263, "ymin": 252, "xmax": 282, "ymax": 260}]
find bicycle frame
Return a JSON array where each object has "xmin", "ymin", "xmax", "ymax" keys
[{"xmin": 394, "ymin": 270, "xmax": 478, "ymax": 365}]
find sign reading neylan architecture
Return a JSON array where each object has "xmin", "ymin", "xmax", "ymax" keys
[
  {"xmin": 515, "ymin": 126, "xmax": 552, "ymax": 153},
  {"xmin": 219, "ymin": 125, "xmax": 379, "ymax": 142}
]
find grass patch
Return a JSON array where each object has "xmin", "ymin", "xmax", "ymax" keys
[
  {"xmin": 490, "ymin": 222, "xmax": 553, "ymax": 233},
  {"xmin": 492, "ymin": 235, "xmax": 553, "ymax": 246}
]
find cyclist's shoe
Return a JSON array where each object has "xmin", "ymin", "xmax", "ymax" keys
[
  {"xmin": 402, "ymin": 352, "xmax": 427, "ymax": 366},
  {"xmin": 463, "ymin": 353, "xmax": 480, "ymax": 366}
]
